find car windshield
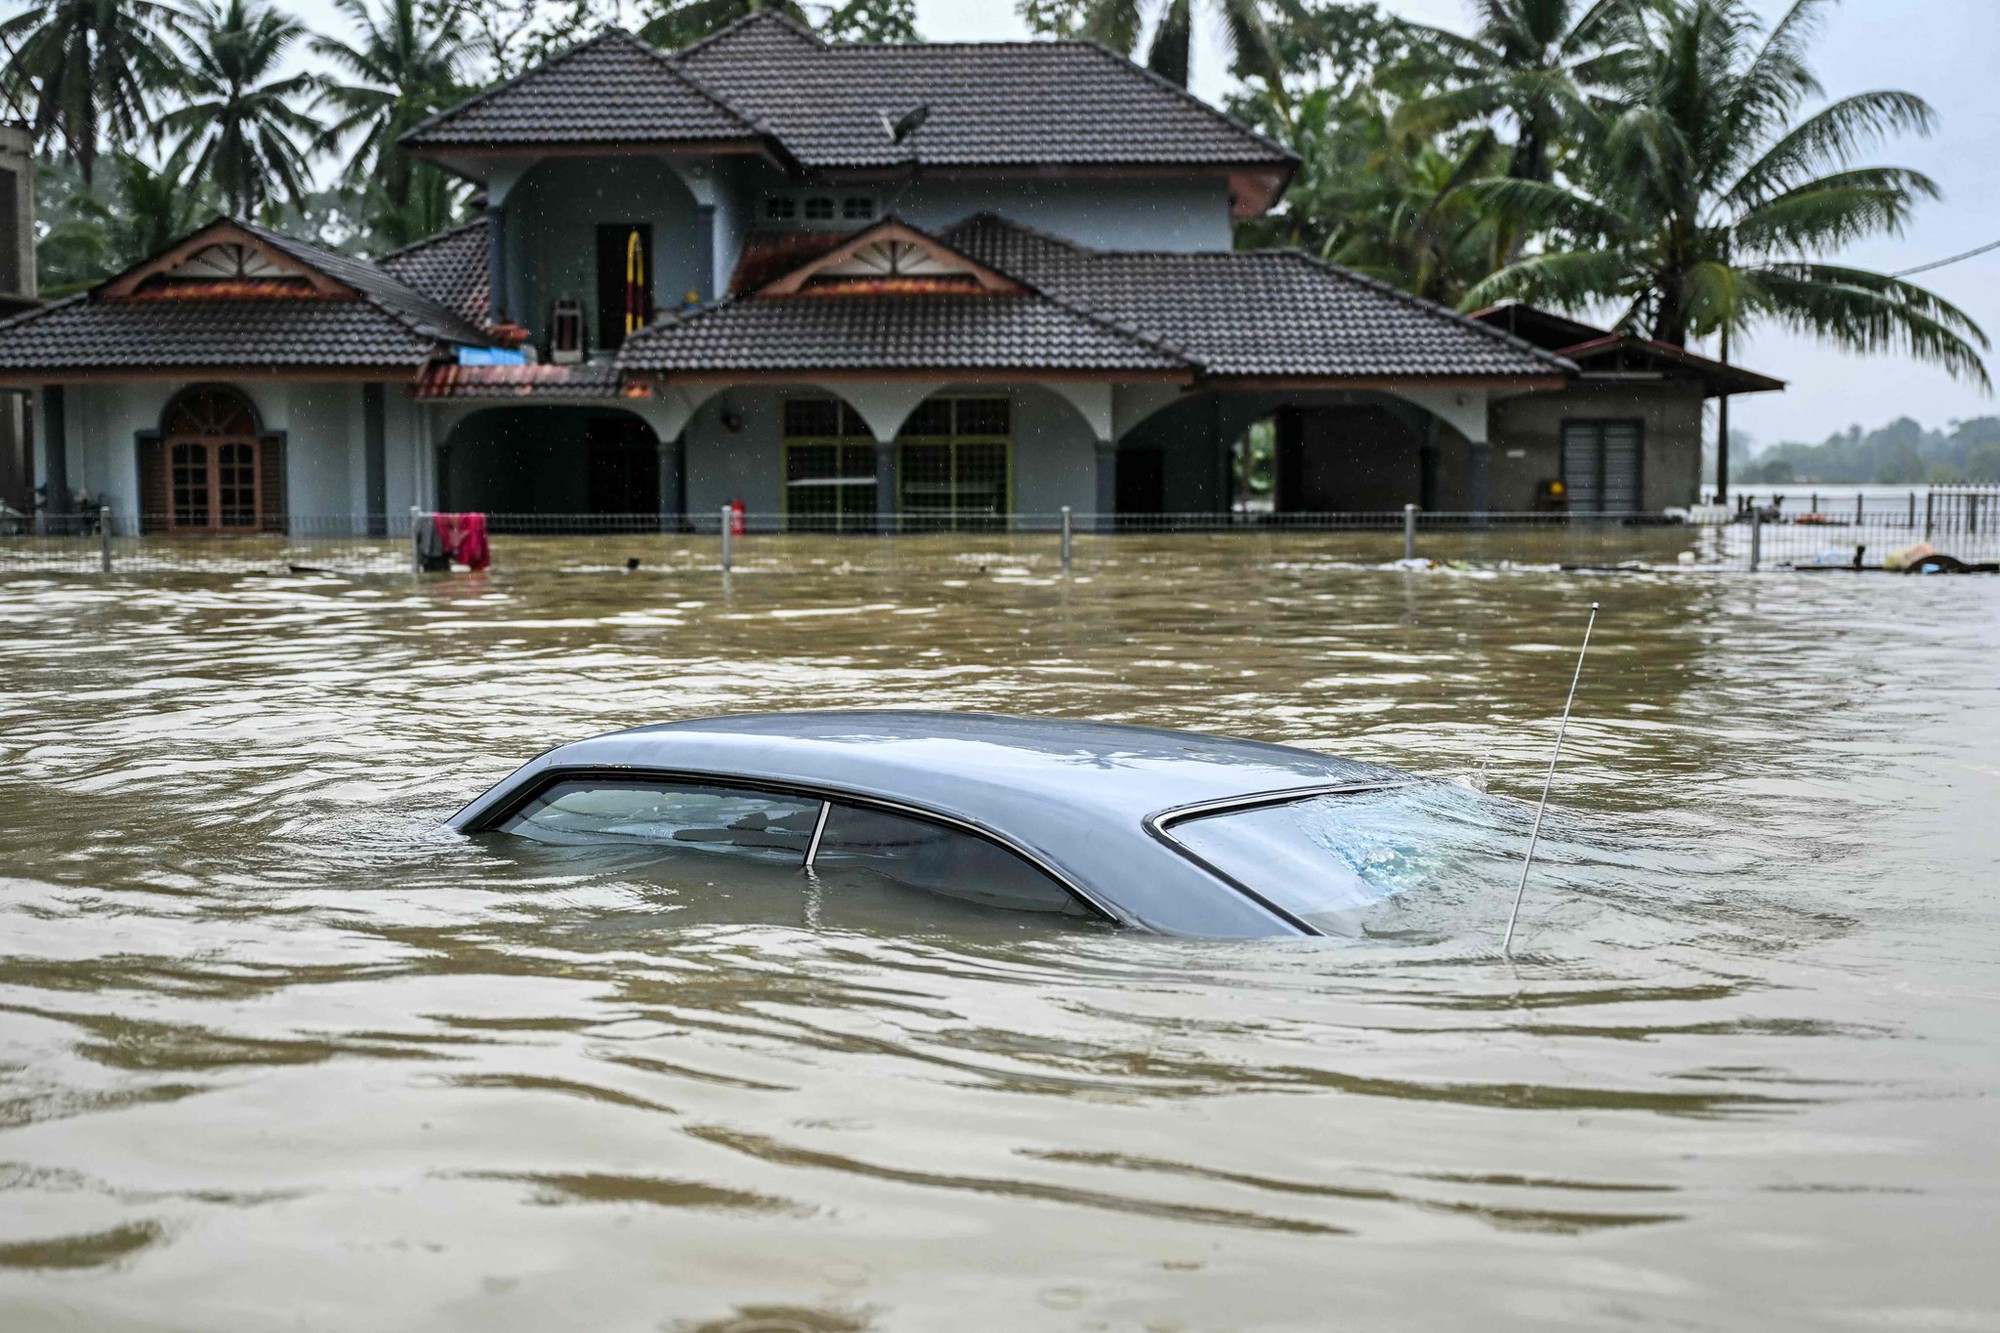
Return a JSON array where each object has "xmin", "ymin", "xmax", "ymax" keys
[{"xmin": 1162, "ymin": 783, "xmax": 1516, "ymax": 934}]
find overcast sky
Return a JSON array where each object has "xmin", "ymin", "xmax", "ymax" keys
[{"xmin": 290, "ymin": 0, "xmax": 1999, "ymax": 447}]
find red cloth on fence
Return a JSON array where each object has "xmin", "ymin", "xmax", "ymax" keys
[{"xmin": 433, "ymin": 512, "xmax": 491, "ymax": 572}]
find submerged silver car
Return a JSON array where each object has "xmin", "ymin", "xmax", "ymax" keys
[{"xmin": 449, "ymin": 711, "xmax": 1467, "ymax": 937}]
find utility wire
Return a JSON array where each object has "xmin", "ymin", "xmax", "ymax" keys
[{"xmin": 1893, "ymin": 237, "xmax": 2000, "ymax": 278}]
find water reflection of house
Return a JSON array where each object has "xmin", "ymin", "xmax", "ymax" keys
[{"xmin": 0, "ymin": 14, "xmax": 1782, "ymax": 532}]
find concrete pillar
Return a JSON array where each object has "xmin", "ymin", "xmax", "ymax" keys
[
  {"xmin": 694, "ymin": 204, "xmax": 715, "ymax": 307},
  {"xmin": 485, "ymin": 202, "xmax": 506, "ymax": 325},
  {"xmin": 363, "ymin": 383, "xmax": 387, "ymax": 535},
  {"xmin": 1419, "ymin": 417, "xmax": 1441, "ymax": 511},
  {"xmin": 874, "ymin": 439, "xmax": 897, "ymax": 534},
  {"xmin": 1468, "ymin": 439, "xmax": 1493, "ymax": 521},
  {"xmin": 1094, "ymin": 439, "xmax": 1117, "ymax": 531},
  {"xmin": 659, "ymin": 431, "xmax": 684, "ymax": 531},
  {"xmin": 41, "ymin": 384, "xmax": 68, "ymax": 526}
]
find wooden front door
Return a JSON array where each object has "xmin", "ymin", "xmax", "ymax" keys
[{"xmin": 155, "ymin": 386, "xmax": 270, "ymax": 533}]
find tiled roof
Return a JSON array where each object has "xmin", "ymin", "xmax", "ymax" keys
[
  {"xmin": 0, "ymin": 294, "xmax": 445, "ymax": 372},
  {"xmin": 414, "ymin": 361, "xmax": 628, "ymax": 399},
  {"xmin": 402, "ymin": 28, "xmax": 765, "ymax": 149},
  {"xmin": 1468, "ymin": 302, "xmax": 1783, "ymax": 395},
  {"xmin": 0, "ymin": 217, "xmax": 492, "ymax": 375},
  {"xmin": 676, "ymin": 13, "xmax": 1291, "ymax": 171},
  {"xmin": 618, "ymin": 293, "xmax": 1188, "ymax": 375},
  {"xmin": 236, "ymin": 220, "xmax": 488, "ymax": 346},
  {"xmin": 380, "ymin": 217, "xmax": 490, "ymax": 327},
  {"xmin": 943, "ymin": 214, "xmax": 1572, "ymax": 379}
]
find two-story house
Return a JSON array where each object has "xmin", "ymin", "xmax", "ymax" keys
[{"xmin": 0, "ymin": 12, "xmax": 1778, "ymax": 534}]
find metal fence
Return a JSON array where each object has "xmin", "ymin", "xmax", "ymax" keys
[{"xmin": 2, "ymin": 497, "xmax": 1996, "ymax": 576}]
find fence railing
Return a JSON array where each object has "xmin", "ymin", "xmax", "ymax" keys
[
  {"xmin": 2, "ymin": 503, "xmax": 1995, "ymax": 576},
  {"xmin": 1720, "ymin": 487, "xmax": 2000, "ymax": 529}
]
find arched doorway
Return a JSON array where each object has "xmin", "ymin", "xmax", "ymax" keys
[
  {"xmin": 141, "ymin": 385, "xmax": 281, "ymax": 533},
  {"xmin": 438, "ymin": 406, "xmax": 662, "ymax": 525}
]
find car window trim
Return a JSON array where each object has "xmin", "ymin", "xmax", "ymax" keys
[
  {"xmin": 1143, "ymin": 781, "xmax": 1417, "ymax": 937},
  {"xmin": 472, "ymin": 765, "xmax": 1118, "ymax": 925}
]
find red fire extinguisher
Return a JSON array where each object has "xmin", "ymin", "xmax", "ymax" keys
[{"xmin": 728, "ymin": 498, "xmax": 746, "ymax": 537}]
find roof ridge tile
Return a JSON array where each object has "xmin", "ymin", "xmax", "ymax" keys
[{"xmin": 670, "ymin": 7, "xmax": 825, "ymax": 61}]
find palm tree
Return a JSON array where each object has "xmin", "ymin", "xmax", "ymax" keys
[
  {"xmin": 357, "ymin": 159, "xmax": 463, "ymax": 251},
  {"xmin": 1461, "ymin": 0, "xmax": 1989, "ymax": 390},
  {"xmin": 637, "ymin": 0, "xmax": 813, "ymax": 52},
  {"xmin": 37, "ymin": 154, "xmax": 222, "ymax": 294},
  {"xmin": 1397, "ymin": 0, "xmax": 1639, "ymax": 185},
  {"xmin": 312, "ymin": 0, "xmax": 478, "ymax": 213},
  {"xmin": 0, "ymin": 0, "xmax": 187, "ymax": 183},
  {"xmin": 1038, "ymin": 0, "xmax": 1279, "ymax": 90},
  {"xmin": 1242, "ymin": 83, "xmax": 1506, "ymax": 305},
  {"xmin": 158, "ymin": 0, "xmax": 321, "ymax": 216}
]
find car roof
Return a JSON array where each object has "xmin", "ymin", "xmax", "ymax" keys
[
  {"xmin": 451, "ymin": 711, "xmax": 1413, "ymax": 935},
  {"xmin": 612, "ymin": 710, "xmax": 1398, "ymax": 811}
]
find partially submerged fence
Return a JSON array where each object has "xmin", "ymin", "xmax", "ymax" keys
[{"xmin": 4, "ymin": 494, "xmax": 1996, "ymax": 576}]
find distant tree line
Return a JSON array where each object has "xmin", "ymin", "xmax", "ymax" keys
[
  {"xmin": 4, "ymin": 0, "xmax": 1992, "ymax": 398},
  {"xmin": 1739, "ymin": 417, "xmax": 2000, "ymax": 486}
]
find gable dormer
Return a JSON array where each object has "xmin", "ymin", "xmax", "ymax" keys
[
  {"xmin": 756, "ymin": 219, "xmax": 1023, "ymax": 298},
  {"xmin": 100, "ymin": 222, "xmax": 354, "ymax": 302}
]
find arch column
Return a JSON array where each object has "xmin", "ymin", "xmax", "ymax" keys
[
  {"xmin": 1094, "ymin": 439, "xmax": 1117, "ymax": 530},
  {"xmin": 813, "ymin": 381, "xmax": 944, "ymax": 534},
  {"xmin": 1037, "ymin": 380, "xmax": 1120, "ymax": 530},
  {"xmin": 1388, "ymin": 386, "xmax": 1491, "ymax": 518},
  {"xmin": 629, "ymin": 385, "xmax": 724, "ymax": 529}
]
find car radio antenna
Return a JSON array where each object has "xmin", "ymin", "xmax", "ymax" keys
[{"xmin": 1502, "ymin": 601, "xmax": 1599, "ymax": 959}]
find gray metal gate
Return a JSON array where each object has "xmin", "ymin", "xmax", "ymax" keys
[{"xmin": 1562, "ymin": 421, "xmax": 1643, "ymax": 514}]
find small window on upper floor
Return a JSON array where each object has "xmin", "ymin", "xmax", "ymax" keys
[
  {"xmin": 764, "ymin": 195, "xmax": 797, "ymax": 222},
  {"xmin": 842, "ymin": 196, "xmax": 875, "ymax": 221},
  {"xmin": 802, "ymin": 195, "xmax": 836, "ymax": 222}
]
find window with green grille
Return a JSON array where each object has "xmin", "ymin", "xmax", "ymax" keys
[
  {"xmin": 896, "ymin": 397, "xmax": 1012, "ymax": 531},
  {"xmin": 782, "ymin": 398, "xmax": 877, "ymax": 532}
]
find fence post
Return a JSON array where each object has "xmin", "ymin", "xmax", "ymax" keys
[
  {"xmin": 1060, "ymin": 505, "xmax": 1073, "ymax": 571},
  {"xmin": 409, "ymin": 505, "xmax": 422, "ymax": 574},
  {"xmin": 1855, "ymin": 493, "xmax": 1864, "ymax": 527},
  {"xmin": 1925, "ymin": 492, "xmax": 1935, "ymax": 541},
  {"xmin": 98, "ymin": 505, "xmax": 112, "ymax": 574},
  {"xmin": 1972, "ymin": 494, "xmax": 1981, "ymax": 536},
  {"xmin": 1403, "ymin": 503, "xmax": 1418, "ymax": 561},
  {"xmin": 720, "ymin": 504, "xmax": 733, "ymax": 573},
  {"xmin": 1748, "ymin": 508, "xmax": 1763, "ymax": 573},
  {"xmin": 1908, "ymin": 492, "xmax": 1916, "ymax": 528}
]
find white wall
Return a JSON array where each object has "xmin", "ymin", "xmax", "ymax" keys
[
  {"xmin": 1009, "ymin": 385, "xmax": 1098, "ymax": 514},
  {"xmin": 896, "ymin": 176, "xmax": 1234, "ymax": 253},
  {"xmin": 45, "ymin": 379, "xmax": 406, "ymax": 530}
]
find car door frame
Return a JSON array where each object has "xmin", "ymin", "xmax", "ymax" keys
[{"xmin": 462, "ymin": 765, "xmax": 1123, "ymax": 925}]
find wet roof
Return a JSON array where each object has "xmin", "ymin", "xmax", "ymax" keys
[
  {"xmin": 598, "ymin": 712, "xmax": 1399, "ymax": 811},
  {"xmin": 674, "ymin": 12, "xmax": 1292, "ymax": 172}
]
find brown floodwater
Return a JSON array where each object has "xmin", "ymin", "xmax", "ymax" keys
[{"xmin": 0, "ymin": 541, "xmax": 1996, "ymax": 1330}]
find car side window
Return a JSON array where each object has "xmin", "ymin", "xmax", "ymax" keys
[
  {"xmin": 500, "ymin": 779, "xmax": 821, "ymax": 861},
  {"xmin": 812, "ymin": 803, "xmax": 1086, "ymax": 915}
]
